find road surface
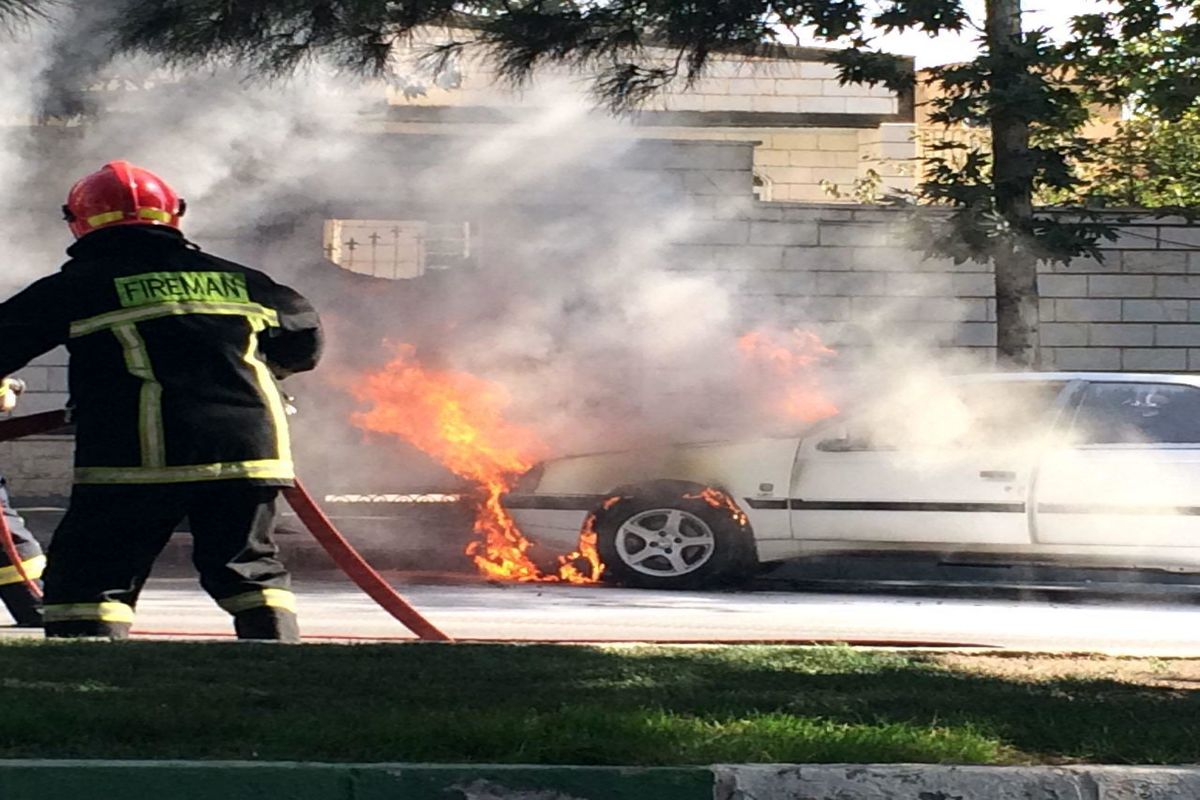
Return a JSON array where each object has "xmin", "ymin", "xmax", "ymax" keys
[{"xmin": 2, "ymin": 575, "xmax": 1196, "ymax": 655}]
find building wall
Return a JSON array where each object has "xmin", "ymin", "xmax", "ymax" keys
[
  {"xmin": 8, "ymin": 139, "xmax": 1200, "ymax": 502},
  {"xmin": 385, "ymin": 47, "xmax": 917, "ymax": 201}
]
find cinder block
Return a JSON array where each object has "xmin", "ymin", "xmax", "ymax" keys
[
  {"xmin": 886, "ymin": 273, "xmax": 952, "ymax": 297},
  {"xmin": 864, "ymin": 248, "xmax": 926, "ymax": 273},
  {"xmin": 789, "ymin": 150, "xmax": 843, "ymax": 167},
  {"xmin": 756, "ymin": 149, "xmax": 790, "ymax": 167},
  {"xmin": 751, "ymin": 95, "xmax": 800, "ymax": 113},
  {"xmin": 1048, "ymin": 347, "xmax": 1122, "ymax": 370},
  {"xmin": 682, "ymin": 220, "xmax": 750, "ymax": 246},
  {"xmin": 1187, "ymin": 349, "xmax": 1200, "ymax": 370},
  {"xmin": 817, "ymin": 133, "xmax": 859, "ymax": 151},
  {"xmin": 1122, "ymin": 250, "xmax": 1187, "ymax": 274},
  {"xmin": 1122, "ymin": 348, "xmax": 1188, "ymax": 371},
  {"xmin": 1039, "ymin": 275, "xmax": 1087, "ymax": 297},
  {"xmin": 47, "ymin": 367, "xmax": 68, "ymax": 393},
  {"xmin": 11, "ymin": 367, "xmax": 49, "ymax": 392},
  {"xmin": 1105, "ymin": 227, "xmax": 1160, "ymax": 250},
  {"xmin": 783, "ymin": 246, "xmax": 847, "ymax": 271},
  {"xmin": 819, "ymin": 223, "xmax": 880, "ymax": 248},
  {"xmin": 738, "ymin": 271, "xmax": 815, "ymax": 296},
  {"xmin": 904, "ymin": 298, "xmax": 970, "ymax": 321},
  {"xmin": 1088, "ymin": 275, "xmax": 1155, "ymax": 298},
  {"xmin": 1154, "ymin": 225, "xmax": 1200, "ymax": 248},
  {"xmin": 1156, "ymin": 276, "xmax": 1200, "ymax": 298},
  {"xmin": 815, "ymin": 271, "xmax": 887, "ymax": 296},
  {"xmin": 851, "ymin": 97, "xmax": 899, "ymax": 115},
  {"xmin": 1089, "ymin": 324, "xmax": 1154, "ymax": 346},
  {"xmin": 798, "ymin": 62, "xmax": 841, "ymax": 80},
  {"xmin": 952, "ymin": 274, "xmax": 996, "ymax": 297},
  {"xmin": 820, "ymin": 79, "xmax": 880, "ymax": 98},
  {"xmin": 1188, "ymin": 252, "xmax": 1200, "ymax": 274},
  {"xmin": 962, "ymin": 299, "xmax": 991, "ymax": 322},
  {"xmin": 710, "ymin": 245, "xmax": 787, "ymax": 270},
  {"xmin": 774, "ymin": 78, "xmax": 824, "ymax": 96},
  {"xmin": 1040, "ymin": 299, "xmax": 1056, "ymax": 322},
  {"xmin": 1040, "ymin": 323, "xmax": 1088, "ymax": 347},
  {"xmin": 954, "ymin": 323, "xmax": 996, "ymax": 347},
  {"xmin": 735, "ymin": 295, "xmax": 786, "ymax": 320},
  {"xmin": 1055, "ymin": 299, "xmax": 1122, "ymax": 322},
  {"xmin": 728, "ymin": 77, "xmax": 778, "ymax": 95},
  {"xmin": 1155, "ymin": 325, "xmax": 1200, "ymax": 346},
  {"xmin": 766, "ymin": 166, "xmax": 815, "ymax": 185},
  {"xmin": 796, "ymin": 297, "xmax": 852, "ymax": 321},
  {"xmin": 1124, "ymin": 299, "xmax": 1189, "ymax": 322},
  {"xmin": 681, "ymin": 170, "xmax": 752, "ymax": 197},
  {"xmin": 800, "ymin": 96, "xmax": 848, "ymax": 113},
  {"xmin": 27, "ymin": 347, "xmax": 67, "ymax": 367},
  {"xmin": 766, "ymin": 133, "xmax": 819, "ymax": 150},
  {"xmin": 748, "ymin": 221, "xmax": 819, "ymax": 246}
]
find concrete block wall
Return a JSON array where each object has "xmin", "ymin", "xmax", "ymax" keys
[
  {"xmin": 669, "ymin": 201, "xmax": 1200, "ymax": 372},
  {"xmin": 622, "ymin": 125, "xmax": 918, "ymax": 202},
  {"xmin": 392, "ymin": 53, "xmax": 900, "ymax": 117},
  {"xmin": 2, "ymin": 348, "xmax": 72, "ymax": 502},
  {"xmin": 11, "ymin": 177, "xmax": 1200, "ymax": 503}
]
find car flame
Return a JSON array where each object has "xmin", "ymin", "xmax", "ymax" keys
[{"xmin": 350, "ymin": 344, "xmax": 601, "ymax": 583}]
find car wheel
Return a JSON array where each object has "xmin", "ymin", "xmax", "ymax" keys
[{"xmin": 594, "ymin": 490, "xmax": 753, "ymax": 589}]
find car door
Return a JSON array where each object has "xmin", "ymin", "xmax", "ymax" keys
[
  {"xmin": 1035, "ymin": 380, "xmax": 1200, "ymax": 547},
  {"xmin": 790, "ymin": 380, "xmax": 1069, "ymax": 545}
]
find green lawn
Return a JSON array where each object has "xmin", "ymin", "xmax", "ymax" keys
[{"xmin": 0, "ymin": 641, "xmax": 1196, "ymax": 764}]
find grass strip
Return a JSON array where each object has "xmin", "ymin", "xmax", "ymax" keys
[{"xmin": 0, "ymin": 641, "xmax": 1195, "ymax": 764}]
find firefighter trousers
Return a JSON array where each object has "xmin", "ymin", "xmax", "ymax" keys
[
  {"xmin": 42, "ymin": 482, "xmax": 298, "ymax": 641},
  {"xmin": 0, "ymin": 477, "xmax": 44, "ymax": 627}
]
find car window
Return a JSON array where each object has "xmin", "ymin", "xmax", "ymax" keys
[
  {"xmin": 1069, "ymin": 382, "xmax": 1200, "ymax": 445},
  {"xmin": 817, "ymin": 381, "xmax": 1068, "ymax": 451}
]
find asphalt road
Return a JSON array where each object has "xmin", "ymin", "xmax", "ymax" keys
[{"xmin": 2, "ymin": 574, "xmax": 1196, "ymax": 655}]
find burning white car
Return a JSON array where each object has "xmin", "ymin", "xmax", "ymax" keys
[{"xmin": 505, "ymin": 372, "xmax": 1200, "ymax": 588}]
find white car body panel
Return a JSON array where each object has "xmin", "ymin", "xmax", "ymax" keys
[{"xmin": 505, "ymin": 372, "xmax": 1200, "ymax": 574}]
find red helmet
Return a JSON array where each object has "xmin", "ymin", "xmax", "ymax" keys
[{"xmin": 62, "ymin": 160, "xmax": 186, "ymax": 239}]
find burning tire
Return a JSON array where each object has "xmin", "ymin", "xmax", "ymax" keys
[{"xmin": 594, "ymin": 486, "xmax": 754, "ymax": 589}]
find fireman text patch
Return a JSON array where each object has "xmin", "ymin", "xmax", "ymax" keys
[{"xmin": 115, "ymin": 271, "xmax": 250, "ymax": 308}]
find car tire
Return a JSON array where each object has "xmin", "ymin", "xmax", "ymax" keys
[{"xmin": 594, "ymin": 488, "xmax": 754, "ymax": 589}]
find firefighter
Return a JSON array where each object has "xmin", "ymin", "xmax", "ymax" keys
[
  {"xmin": 0, "ymin": 160, "xmax": 322, "ymax": 640},
  {"xmin": 0, "ymin": 378, "xmax": 45, "ymax": 627}
]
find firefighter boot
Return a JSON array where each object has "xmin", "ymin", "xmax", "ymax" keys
[
  {"xmin": 233, "ymin": 606, "xmax": 300, "ymax": 643},
  {"xmin": 0, "ymin": 582, "xmax": 41, "ymax": 627}
]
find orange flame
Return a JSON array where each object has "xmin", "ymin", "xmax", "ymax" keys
[
  {"xmin": 351, "ymin": 344, "xmax": 601, "ymax": 583},
  {"xmin": 556, "ymin": 513, "xmax": 605, "ymax": 584},
  {"xmin": 683, "ymin": 487, "xmax": 749, "ymax": 528},
  {"xmin": 738, "ymin": 328, "xmax": 839, "ymax": 422}
]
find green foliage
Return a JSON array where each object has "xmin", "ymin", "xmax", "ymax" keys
[
  {"xmin": 1061, "ymin": 108, "xmax": 1200, "ymax": 211},
  {"xmin": 0, "ymin": 0, "xmax": 51, "ymax": 28}
]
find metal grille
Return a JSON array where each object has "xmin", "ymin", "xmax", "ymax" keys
[{"xmin": 323, "ymin": 219, "xmax": 474, "ymax": 279}]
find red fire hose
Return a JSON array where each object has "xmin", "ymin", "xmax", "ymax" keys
[
  {"xmin": 0, "ymin": 408, "xmax": 450, "ymax": 641},
  {"xmin": 281, "ymin": 483, "xmax": 450, "ymax": 641}
]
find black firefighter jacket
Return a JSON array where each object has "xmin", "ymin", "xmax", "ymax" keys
[{"xmin": 0, "ymin": 226, "xmax": 322, "ymax": 486}]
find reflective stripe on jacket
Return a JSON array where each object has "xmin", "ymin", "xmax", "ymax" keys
[{"xmin": 0, "ymin": 226, "xmax": 322, "ymax": 485}]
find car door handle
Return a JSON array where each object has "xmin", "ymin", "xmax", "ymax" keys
[{"xmin": 979, "ymin": 470, "xmax": 1017, "ymax": 481}]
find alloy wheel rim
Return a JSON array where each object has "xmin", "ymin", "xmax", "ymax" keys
[{"xmin": 615, "ymin": 507, "xmax": 716, "ymax": 577}]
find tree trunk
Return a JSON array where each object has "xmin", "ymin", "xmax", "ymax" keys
[{"xmin": 986, "ymin": 0, "xmax": 1040, "ymax": 368}]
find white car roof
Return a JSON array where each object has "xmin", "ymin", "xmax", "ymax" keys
[{"xmin": 955, "ymin": 371, "xmax": 1200, "ymax": 388}]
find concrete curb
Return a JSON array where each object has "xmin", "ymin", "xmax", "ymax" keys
[{"xmin": 0, "ymin": 761, "xmax": 1198, "ymax": 799}]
